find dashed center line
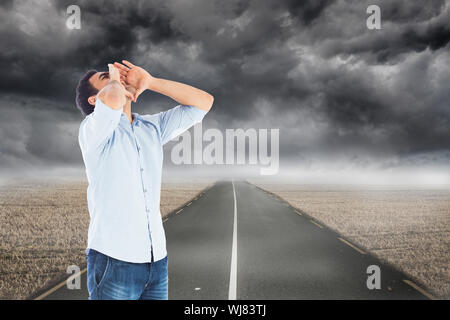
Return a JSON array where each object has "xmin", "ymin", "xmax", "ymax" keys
[
  {"xmin": 338, "ymin": 237, "xmax": 366, "ymax": 255},
  {"xmin": 310, "ymin": 220, "xmax": 324, "ymax": 229}
]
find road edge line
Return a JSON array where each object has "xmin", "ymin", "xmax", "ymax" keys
[
  {"xmin": 34, "ymin": 268, "xmax": 87, "ymax": 300},
  {"xmin": 402, "ymin": 279, "xmax": 436, "ymax": 300},
  {"xmin": 338, "ymin": 237, "xmax": 366, "ymax": 255},
  {"xmin": 310, "ymin": 220, "xmax": 324, "ymax": 229}
]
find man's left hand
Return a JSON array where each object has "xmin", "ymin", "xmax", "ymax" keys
[{"xmin": 114, "ymin": 60, "xmax": 154, "ymax": 103}]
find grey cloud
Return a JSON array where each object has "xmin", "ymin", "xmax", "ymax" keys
[{"xmin": 0, "ymin": 0, "xmax": 449, "ymax": 177}]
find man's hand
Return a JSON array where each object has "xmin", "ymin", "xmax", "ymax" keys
[
  {"xmin": 108, "ymin": 64, "xmax": 134, "ymax": 101},
  {"xmin": 115, "ymin": 59, "xmax": 214, "ymax": 111},
  {"xmin": 97, "ymin": 64, "xmax": 134, "ymax": 110},
  {"xmin": 114, "ymin": 60, "xmax": 154, "ymax": 102}
]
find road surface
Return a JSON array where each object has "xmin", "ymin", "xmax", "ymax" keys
[{"xmin": 38, "ymin": 180, "xmax": 432, "ymax": 300}]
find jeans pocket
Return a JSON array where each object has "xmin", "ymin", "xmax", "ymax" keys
[{"xmin": 94, "ymin": 252, "xmax": 111, "ymax": 288}]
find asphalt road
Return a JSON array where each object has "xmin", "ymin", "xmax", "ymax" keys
[{"xmin": 39, "ymin": 180, "xmax": 430, "ymax": 300}]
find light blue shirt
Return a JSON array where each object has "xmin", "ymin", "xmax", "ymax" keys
[{"xmin": 78, "ymin": 98, "xmax": 208, "ymax": 263}]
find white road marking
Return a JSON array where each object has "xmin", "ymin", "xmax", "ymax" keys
[
  {"xmin": 402, "ymin": 280, "xmax": 436, "ymax": 300},
  {"xmin": 338, "ymin": 237, "xmax": 366, "ymax": 255},
  {"xmin": 295, "ymin": 210, "xmax": 303, "ymax": 216},
  {"xmin": 228, "ymin": 180, "xmax": 238, "ymax": 300},
  {"xmin": 310, "ymin": 219, "xmax": 324, "ymax": 229},
  {"xmin": 35, "ymin": 188, "xmax": 210, "ymax": 300},
  {"xmin": 34, "ymin": 268, "xmax": 87, "ymax": 300}
]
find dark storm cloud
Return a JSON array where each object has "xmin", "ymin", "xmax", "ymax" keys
[
  {"xmin": 318, "ymin": 0, "xmax": 450, "ymax": 63},
  {"xmin": 0, "ymin": 0, "xmax": 184, "ymax": 101},
  {"xmin": 284, "ymin": 0, "xmax": 334, "ymax": 25},
  {"xmin": 379, "ymin": 0, "xmax": 446, "ymax": 23},
  {"xmin": 0, "ymin": 0, "xmax": 449, "ymax": 176}
]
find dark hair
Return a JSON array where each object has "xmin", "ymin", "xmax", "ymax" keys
[{"xmin": 76, "ymin": 70, "xmax": 98, "ymax": 116}]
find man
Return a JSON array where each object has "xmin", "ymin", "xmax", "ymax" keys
[{"xmin": 76, "ymin": 60, "xmax": 214, "ymax": 300}]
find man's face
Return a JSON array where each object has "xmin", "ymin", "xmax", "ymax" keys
[
  {"xmin": 90, "ymin": 71, "xmax": 110, "ymax": 92},
  {"xmin": 88, "ymin": 71, "xmax": 136, "ymax": 104}
]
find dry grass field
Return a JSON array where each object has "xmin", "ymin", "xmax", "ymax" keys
[
  {"xmin": 0, "ymin": 180, "xmax": 212, "ymax": 300},
  {"xmin": 250, "ymin": 182, "xmax": 450, "ymax": 299}
]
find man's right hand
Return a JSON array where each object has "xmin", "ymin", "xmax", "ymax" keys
[
  {"xmin": 108, "ymin": 64, "xmax": 134, "ymax": 101},
  {"xmin": 97, "ymin": 64, "xmax": 133, "ymax": 110}
]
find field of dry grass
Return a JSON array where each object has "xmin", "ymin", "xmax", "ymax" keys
[
  {"xmin": 250, "ymin": 182, "xmax": 450, "ymax": 299},
  {"xmin": 0, "ymin": 180, "xmax": 212, "ymax": 300}
]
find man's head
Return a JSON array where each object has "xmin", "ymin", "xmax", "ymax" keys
[
  {"xmin": 76, "ymin": 70, "xmax": 100, "ymax": 116},
  {"xmin": 76, "ymin": 69, "xmax": 136, "ymax": 116}
]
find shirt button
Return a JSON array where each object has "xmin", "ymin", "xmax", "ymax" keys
[
  {"xmin": 137, "ymin": 146, "xmax": 140, "ymax": 151},
  {"xmin": 144, "ymin": 189, "xmax": 147, "ymax": 193},
  {"xmin": 140, "ymin": 168, "xmax": 144, "ymax": 172}
]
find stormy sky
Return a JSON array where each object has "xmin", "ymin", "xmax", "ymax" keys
[{"xmin": 0, "ymin": 0, "xmax": 449, "ymax": 183}]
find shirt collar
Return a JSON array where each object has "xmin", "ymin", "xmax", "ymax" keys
[{"xmin": 120, "ymin": 111, "xmax": 142, "ymax": 126}]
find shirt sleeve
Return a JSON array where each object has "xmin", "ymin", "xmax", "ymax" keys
[
  {"xmin": 157, "ymin": 105, "xmax": 208, "ymax": 145},
  {"xmin": 78, "ymin": 98, "xmax": 123, "ymax": 154}
]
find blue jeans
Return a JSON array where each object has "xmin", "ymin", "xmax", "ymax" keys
[{"xmin": 86, "ymin": 248, "xmax": 168, "ymax": 300}]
